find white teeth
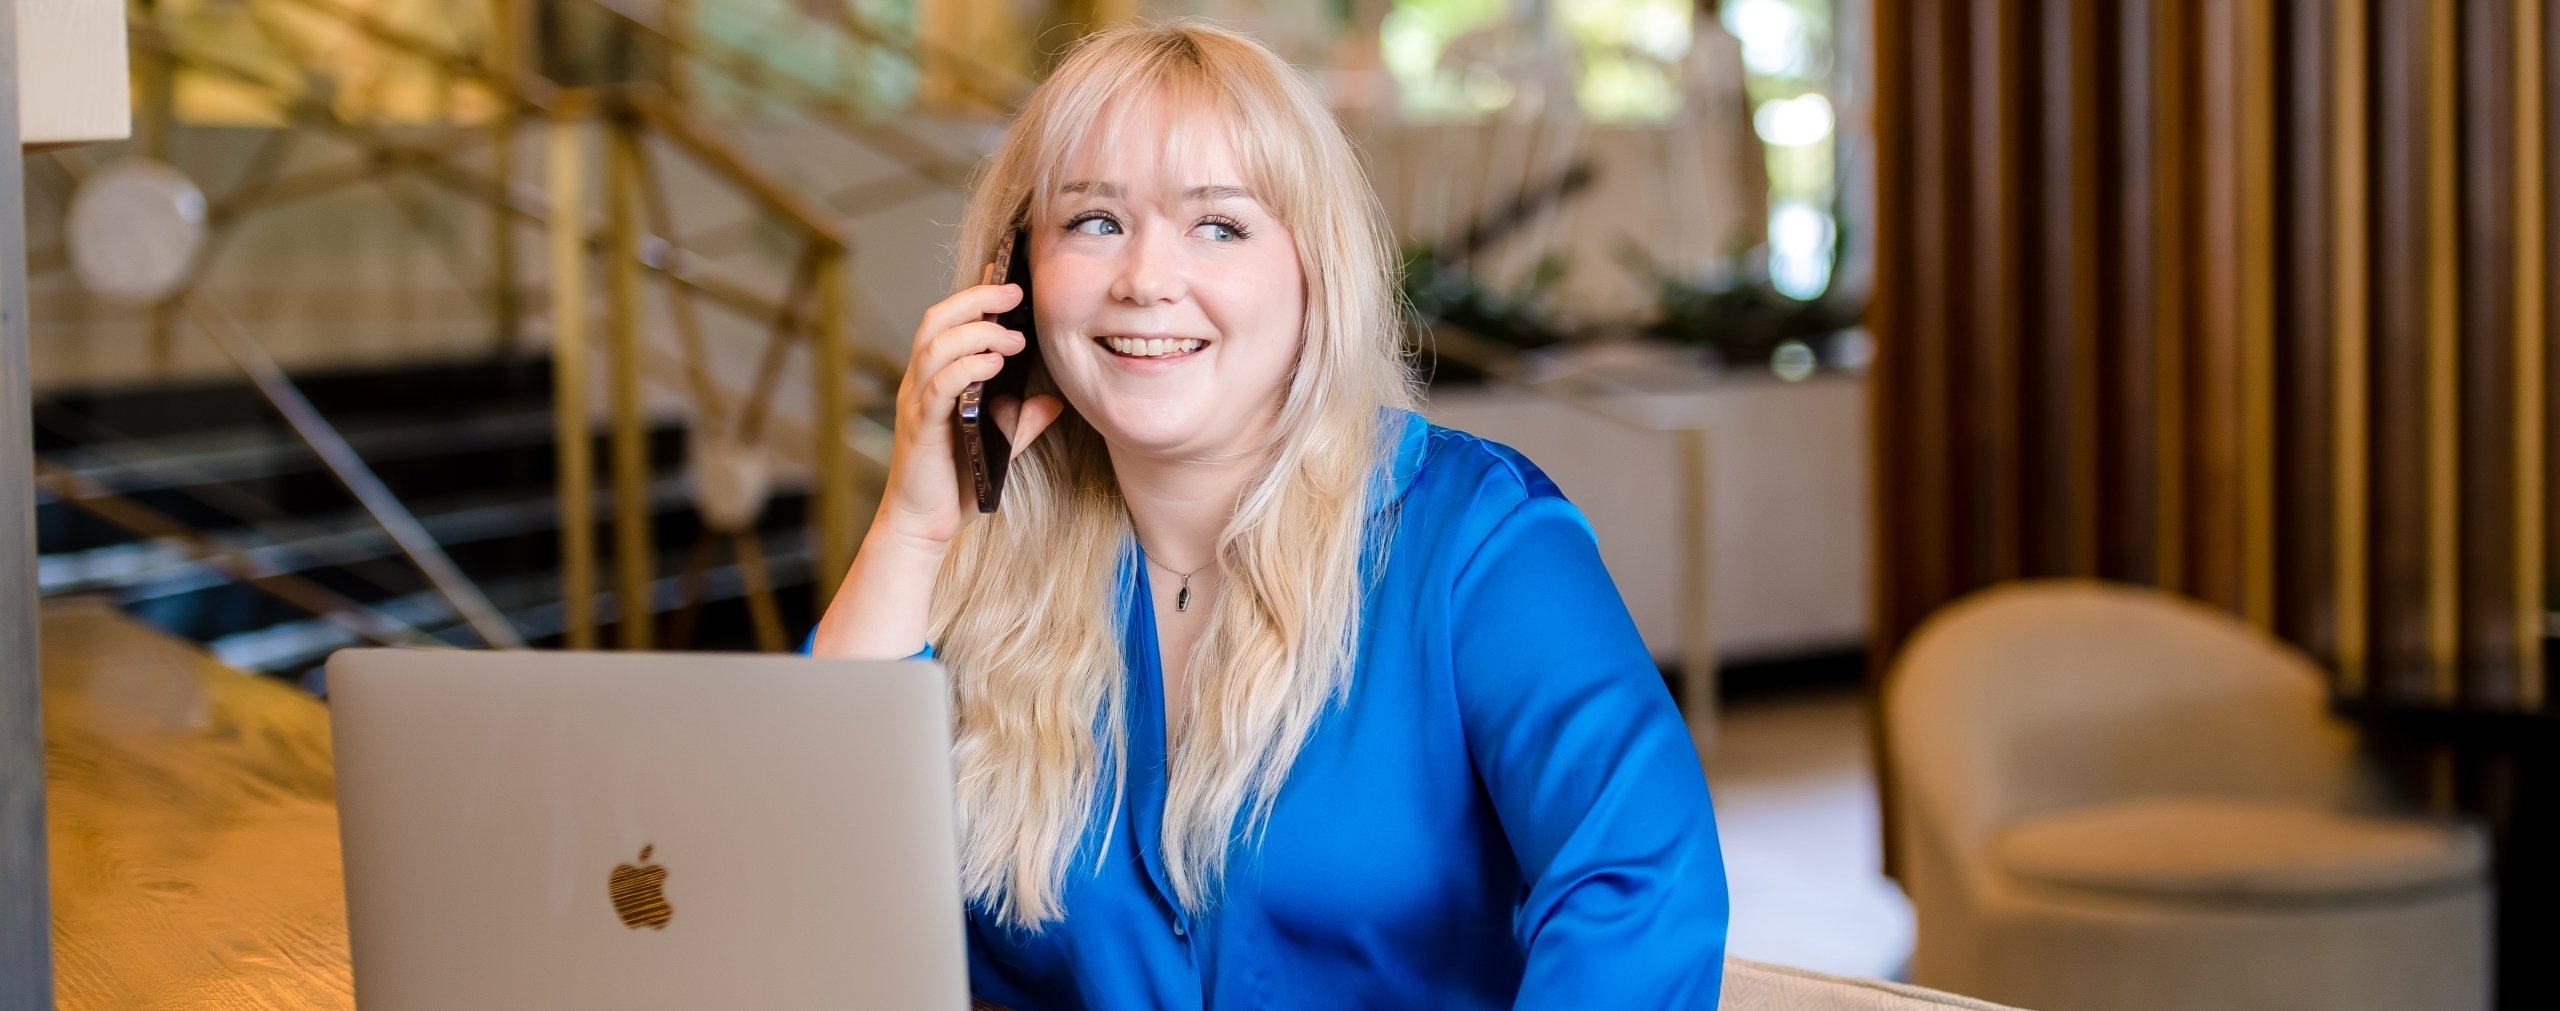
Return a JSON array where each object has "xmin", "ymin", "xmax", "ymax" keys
[{"xmin": 1102, "ymin": 336, "xmax": 1206, "ymax": 358}]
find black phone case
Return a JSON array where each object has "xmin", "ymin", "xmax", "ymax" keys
[{"xmin": 955, "ymin": 230, "xmax": 1038, "ymax": 512}]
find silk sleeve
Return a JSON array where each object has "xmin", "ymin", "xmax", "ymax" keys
[
  {"xmin": 798, "ymin": 629, "xmax": 933, "ymax": 661},
  {"xmin": 1450, "ymin": 494, "xmax": 1730, "ymax": 1009}
]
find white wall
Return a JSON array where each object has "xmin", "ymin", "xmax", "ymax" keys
[{"xmin": 1426, "ymin": 372, "xmax": 1869, "ymax": 664}]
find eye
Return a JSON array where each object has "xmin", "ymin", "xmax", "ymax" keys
[
  {"xmin": 1067, "ymin": 212, "xmax": 1120, "ymax": 236},
  {"xmin": 1196, "ymin": 215, "xmax": 1252, "ymax": 242}
]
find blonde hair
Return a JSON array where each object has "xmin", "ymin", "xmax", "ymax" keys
[{"xmin": 929, "ymin": 20, "xmax": 1418, "ymax": 928}]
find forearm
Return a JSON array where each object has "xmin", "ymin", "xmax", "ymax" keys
[{"xmin": 810, "ymin": 519, "xmax": 949, "ymax": 660}]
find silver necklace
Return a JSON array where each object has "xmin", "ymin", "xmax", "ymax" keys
[{"xmin": 1137, "ymin": 546, "xmax": 1210, "ymax": 612}]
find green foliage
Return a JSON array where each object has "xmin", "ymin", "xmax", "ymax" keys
[
  {"xmin": 1398, "ymin": 242, "xmax": 1575, "ymax": 353},
  {"xmin": 1616, "ymin": 239, "xmax": 1861, "ymax": 368}
]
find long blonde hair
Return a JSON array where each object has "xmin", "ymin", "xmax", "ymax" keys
[{"xmin": 930, "ymin": 21, "xmax": 1418, "ymax": 928}]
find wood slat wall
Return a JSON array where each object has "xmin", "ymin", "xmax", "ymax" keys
[{"xmin": 1872, "ymin": 0, "xmax": 2557, "ymax": 713}]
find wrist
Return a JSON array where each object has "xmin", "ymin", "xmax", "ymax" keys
[{"xmin": 863, "ymin": 508, "xmax": 960, "ymax": 563}]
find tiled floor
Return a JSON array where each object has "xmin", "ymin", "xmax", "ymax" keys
[{"xmin": 1705, "ymin": 687, "xmax": 1916, "ymax": 980}]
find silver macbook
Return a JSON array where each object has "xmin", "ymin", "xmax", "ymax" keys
[{"xmin": 326, "ymin": 648, "xmax": 968, "ymax": 1010}]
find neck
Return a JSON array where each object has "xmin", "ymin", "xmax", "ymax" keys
[{"xmin": 1109, "ymin": 442, "xmax": 1270, "ymax": 572}]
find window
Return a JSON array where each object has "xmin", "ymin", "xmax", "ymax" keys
[{"xmin": 1722, "ymin": 0, "xmax": 1838, "ymax": 299}]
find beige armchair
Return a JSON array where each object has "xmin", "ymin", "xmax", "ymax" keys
[{"xmin": 1883, "ymin": 580, "xmax": 2490, "ymax": 1011}]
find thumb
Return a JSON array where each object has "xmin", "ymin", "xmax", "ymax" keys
[{"xmin": 995, "ymin": 393, "xmax": 1067, "ymax": 460}]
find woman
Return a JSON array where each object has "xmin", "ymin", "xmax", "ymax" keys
[{"xmin": 813, "ymin": 20, "xmax": 1727, "ymax": 1009}]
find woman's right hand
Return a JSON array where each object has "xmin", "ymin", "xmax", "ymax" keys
[{"xmin": 870, "ymin": 281, "xmax": 1065, "ymax": 552}]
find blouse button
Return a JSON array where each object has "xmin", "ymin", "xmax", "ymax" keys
[{"xmin": 1172, "ymin": 919, "xmax": 1187, "ymax": 937}]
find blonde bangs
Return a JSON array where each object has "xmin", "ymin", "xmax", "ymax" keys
[{"xmin": 1018, "ymin": 42, "xmax": 1312, "ymax": 234}]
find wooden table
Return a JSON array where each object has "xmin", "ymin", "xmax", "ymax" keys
[{"xmin": 43, "ymin": 597, "xmax": 353, "ymax": 1009}]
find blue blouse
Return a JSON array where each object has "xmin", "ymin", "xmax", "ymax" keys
[{"xmin": 826, "ymin": 409, "xmax": 1727, "ymax": 1008}]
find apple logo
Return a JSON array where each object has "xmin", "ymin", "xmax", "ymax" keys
[{"xmin": 608, "ymin": 844, "xmax": 674, "ymax": 930}]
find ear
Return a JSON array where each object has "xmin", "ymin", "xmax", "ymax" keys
[{"xmin": 993, "ymin": 393, "xmax": 1067, "ymax": 460}]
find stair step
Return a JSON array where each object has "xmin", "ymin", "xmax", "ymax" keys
[
  {"xmin": 223, "ymin": 530, "xmax": 821, "ymax": 679},
  {"xmin": 45, "ymin": 471, "xmax": 763, "ymax": 598},
  {"xmin": 34, "ymin": 413, "xmax": 698, "ymax": 556},
  {"xmin": 34, "ymin": 356, "xmax": 555, "ymax": 447}
]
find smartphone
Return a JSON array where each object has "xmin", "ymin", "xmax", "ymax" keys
[{"xmin": 954, "ymin": 229, "xmax": 1038, "ymax": 512}]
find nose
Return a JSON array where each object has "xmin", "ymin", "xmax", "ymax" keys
[{"xmin": 1108, "ymin": 225, "xmax": 1184, "ymax": 306}]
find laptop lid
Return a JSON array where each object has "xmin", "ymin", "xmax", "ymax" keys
[{"xmin": 326, "ymin": 648, "xmax": 968, "ymax": 1011}]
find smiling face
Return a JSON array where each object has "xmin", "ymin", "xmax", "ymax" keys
[{"xmin": 1027, "ymin": 96, "xmax": 1306, "ymax": 464}]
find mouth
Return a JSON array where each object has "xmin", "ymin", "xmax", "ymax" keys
[{"xmin": 1094, "ymin": 335, "xmax": 1210, "ymax": 361}]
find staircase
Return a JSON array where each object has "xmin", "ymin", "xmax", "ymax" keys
[{"xmin": 32, "ymin": 354, "xmax": 825, "ymax": 692}]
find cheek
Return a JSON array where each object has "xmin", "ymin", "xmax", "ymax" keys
[{"xmin": 1028, "ymin": 264, "xmax": 1101, "ymax": 339}]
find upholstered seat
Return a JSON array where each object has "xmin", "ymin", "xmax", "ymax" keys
[{"xmin": 1993, "ymin": 797, "xmax": 2486, "ymax": 902}]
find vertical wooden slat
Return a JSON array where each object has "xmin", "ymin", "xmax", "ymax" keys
[
  {"xmin": 2152, "ymin": 0, "xmax": 2191, "ymax": 593},
  {"xmin": 2027, "ymin": 0, "xmax": 2066, "ymax": 579},
  {"xmin": 2039, "ymin": 0, "xmax": 2104, "ymax": 577},
  {"xmin": 1872, "ymin": 0, "xmax": 1912, "ymax": 650},
  {"xmin": 1972, "ymin": 0, "xmax": 2023, "ymax": 587},
  {"xmin": 2372, "ymin": 0, "xmax": 2431, "ymax": 702},
  {"xmin": 2069, "ymin": 0, "xmax": 2105, "ymax": 578},
  {"xmin": 2111, "ymin": 0, "xmax": 2161, "ymax": 586},
  {"xmin": 2277, "ymin": 0, "xmax": 2337, "ymax": 663},
  {"xmin": 2197, "ymin": 0, "xmax": 2247, "ymax": 615},
  {"xmin": 2519, "ymin": 0, "xmax": 2549, "ymax": 707},
  {"xmin": 2237, "ymin": 0, "xmax": 2278, "ymax": 629},
  {"xmin": 1894, "ymin": 0, "xmax": 1958, "ymax": 650},
  {"xmin": 2460, "ymin": 0, "xmax": 2522, "ymax": 705},
  {"xmin": 2424, "ymin": 0, "xmax": 2461, "ymax": 702},
  {"xmin": 2333, "ymin": 0, "xmax": 2372, "ymax": 696},
  {"xmin": 2548, "ymin": 0, "xmax": 2559, "ymax": 700},
  {"xmin": 1871, "ymin": 0, "xmax": 1920, "ymax": 882}
]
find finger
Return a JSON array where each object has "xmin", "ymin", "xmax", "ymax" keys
[
  {"xmin": 998, "ymin": 393, "xmax": 1067, "ymax": 461},
  {"xmin": 919, "ymin": 352, "xmax": 1009, "ymax": 417},
  {"xmin": 902, "ymin": 340, "xmax": 998, "ymax": 433},
  {"xmin": 911, "ymin": 284, "xmax": 1024, "ymax": 349},
  {"xmin": 915, "ymin": 284, "xmax": 1022, "ymax": 347},
  {"xmin": 919, "ymin": 320, "xmax": 1026, "ymax": 373},
  {"xmin": 908, "ymin": 322, "xmax": 1021, "ymax": 388}
]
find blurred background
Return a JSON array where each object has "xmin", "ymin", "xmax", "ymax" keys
[{"xmin": 2, "ymin": 1, "xmax": 2553, "ymax": 1009}]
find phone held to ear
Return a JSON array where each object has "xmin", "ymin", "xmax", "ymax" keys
[{"xmin": 954, "ymin": 230, "xmax": 1039, "ymax": 512}]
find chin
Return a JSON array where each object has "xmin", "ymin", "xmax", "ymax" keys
[{"xmin": 1083, "ymin": 401, "xmax": 1212, "ymax": 456}]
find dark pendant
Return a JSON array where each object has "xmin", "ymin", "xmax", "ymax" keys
[{"xmin": 1176, "ymin": 583, "xmax": 1191, "ymax": 612}]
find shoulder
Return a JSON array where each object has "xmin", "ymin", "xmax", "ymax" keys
[
  {"xmin": 1385, "ymin": 417, "xmax": 1593, "ymax": 574},
  {"xmin": 1397, "ymin": 418, "xmax": 1569, "ymax": 517}
]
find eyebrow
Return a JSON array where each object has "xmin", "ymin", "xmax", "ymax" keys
[{"xmin": 1057, "ymin": 181, "xmax": 1256, "ymax": 203}]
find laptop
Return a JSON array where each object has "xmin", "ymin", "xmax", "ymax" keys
[{"xmin": 326, "ymin": 648, "xmax": 969, "ymax": 1010}]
